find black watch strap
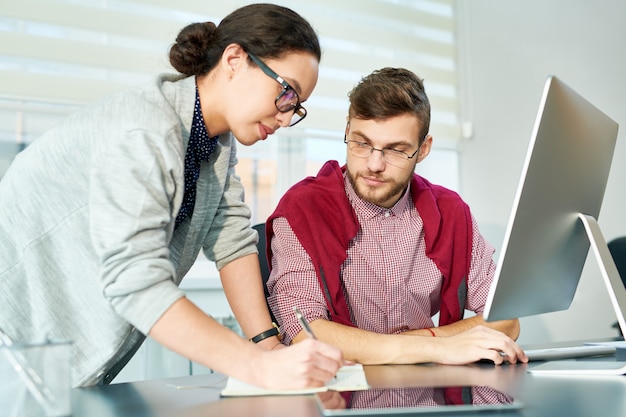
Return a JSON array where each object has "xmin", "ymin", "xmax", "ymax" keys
[{"xmin": 250, "ymin": 323, "xmax": 280, "ymax": 343}]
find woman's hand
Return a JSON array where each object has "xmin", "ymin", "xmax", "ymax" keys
[{"xmin": 254, "ymin": 338, "xmax": 343, "ymax": 390}]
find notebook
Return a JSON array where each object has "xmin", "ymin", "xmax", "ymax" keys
[{"xmin": 220, "ymin": 364, "xmax": 369, "ymax": 397}]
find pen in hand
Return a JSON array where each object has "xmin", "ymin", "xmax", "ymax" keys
[
  {"xmin": 294, "ymin": 307, "xmax": 348, "ymax": 379},
  {"xmin": 294, "ymin": 306, "xmax": 317, "ymax": 340}
]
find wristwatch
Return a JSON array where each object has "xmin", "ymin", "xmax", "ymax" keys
[{"xmin": 250, "ymin": 322, "xmax": 281, "ymax": 343}]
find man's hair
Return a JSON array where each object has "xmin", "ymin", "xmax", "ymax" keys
[{"xmin": 348, "ymin": 67, "xmax": 431, "ymax": 143}]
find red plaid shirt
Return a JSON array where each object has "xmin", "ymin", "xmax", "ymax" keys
[
  {"xmin": 349, "ymin": 385, "xmax": 513, "ymax": 409},
  {"xmin": 267, "ymin": 174, "xmax": 496, "ymax": 345}
]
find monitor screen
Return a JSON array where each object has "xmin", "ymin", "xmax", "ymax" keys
[{"xmin": 483, "ymin": 75, "xmax": 619, "ymax": 322}]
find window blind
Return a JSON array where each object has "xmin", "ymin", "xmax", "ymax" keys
[
  {"xmin": 0, "ymin": 0, "xmax": 459, "ymax": 142},
  {"xmin": 0, "ymin": 0, "xmax": 460, "ymax": 209}
]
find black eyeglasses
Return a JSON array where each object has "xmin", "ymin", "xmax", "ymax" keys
[{"xmin": 247, "ymin": 52, "xmax": 307, "ymax": 127}]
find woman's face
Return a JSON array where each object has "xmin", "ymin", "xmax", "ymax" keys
[{"xmin": 227, "ymin": 50, "xmax": 319, "ymax": 146}]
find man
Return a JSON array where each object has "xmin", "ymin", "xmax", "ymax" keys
[{"xmin": 265, "ymin": 67, "xmax": 527, "ymax": 365}]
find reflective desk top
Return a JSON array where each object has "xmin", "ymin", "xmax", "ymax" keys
[{"xmin": 72, "ymin": 357, "xmax": 626, "ymax": 417}]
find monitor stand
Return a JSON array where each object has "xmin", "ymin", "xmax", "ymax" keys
[
  {"xmin": 528, "ymin": 214, "xmax": 626, "ymax": 375},
  {"xmin": 578, "ymin": 213, "xmax": 626, "ymax": 337}
]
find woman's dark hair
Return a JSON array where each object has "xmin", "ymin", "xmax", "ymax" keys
[
  {"xmin": 348, "ymin": 67, "xmax": 431, "ymax": 144},
  {"xmin": 169, "ymin": 3, "xmax": 321, "ymax": 76}
]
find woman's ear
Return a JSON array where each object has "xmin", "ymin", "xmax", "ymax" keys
[{"xmin": 220, "ymin": 43, "xmax": 247, "ymax": 77}]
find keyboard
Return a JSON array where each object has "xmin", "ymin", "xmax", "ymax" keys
[{"xmin": 524, "ymin": 344, "xmax": 616, "ymax": 361}]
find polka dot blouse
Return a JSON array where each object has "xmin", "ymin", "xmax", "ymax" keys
[{"xmin": 174, "ymin": 87, "xmax": 219, "ymax": 228}]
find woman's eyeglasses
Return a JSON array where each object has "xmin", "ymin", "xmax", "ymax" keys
[{"xmin": 247, "ymin": 52, "xmax": 307, "ymax": 127}]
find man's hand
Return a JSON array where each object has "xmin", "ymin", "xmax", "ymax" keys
[{"xmin": 431, "ymin": 325, "xmax": 528, "ymax": 365}]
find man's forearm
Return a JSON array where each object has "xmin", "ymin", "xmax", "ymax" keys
[
  {"xmin": 292, "ymin": 319, "xmax": 440, "ymax": 365},
  {"xmin": 401, "ymin": 316, "xmax": 520, "ymax": 340},
  {"xmin": 291, "ymin": 317, "xmax": 526, "ymax": 366}
]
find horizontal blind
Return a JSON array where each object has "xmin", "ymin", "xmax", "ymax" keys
[{"xmin": 0, "ymin": 0, "xmax": 459, "ymax": 143}]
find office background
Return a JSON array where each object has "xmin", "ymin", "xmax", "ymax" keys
[
  {"xmin": 0, "ymin": 0, "xmax": 462, "ymax": 215},
  {"xmin": 458, "ymin": 0, "xmax": 626, "ymax": 345},
  {"xmin": 1, "ymin": 0, "xmax": 624, "ymax": 379}
]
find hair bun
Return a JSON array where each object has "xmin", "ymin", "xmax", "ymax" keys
[{"xmin": 169, "ymin": 22, "xmax": 218, "ymax": 76}]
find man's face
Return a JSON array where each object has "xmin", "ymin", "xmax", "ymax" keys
[{"xmin": 345, "ymin": 114, "xmax": 431, "ymax": 208}]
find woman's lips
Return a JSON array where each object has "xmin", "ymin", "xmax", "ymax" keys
[{"xmin": 259, "ymin": 124, "xmax": 275, "ymax": 140}]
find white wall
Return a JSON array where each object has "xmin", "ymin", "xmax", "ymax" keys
[{"xmin": 457, "ymin": 0, "xmax": 626, "ymax": 344}]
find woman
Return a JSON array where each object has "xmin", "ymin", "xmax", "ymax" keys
[{"xmin": 0, "ymin": 4, "xmax": 342, "ymax": 388}]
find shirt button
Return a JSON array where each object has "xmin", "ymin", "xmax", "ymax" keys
[{"xmin": 384, "ymin": 210, "xmax": 391, "ymax": 218}]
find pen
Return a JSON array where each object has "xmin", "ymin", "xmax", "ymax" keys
[
  {"xmin": 294, "ymin": 306, "xmax": 317, "ymax": 340},
  {"xmin": 294, "ymin": 307, "xmax": 345, "ymax": 381}
]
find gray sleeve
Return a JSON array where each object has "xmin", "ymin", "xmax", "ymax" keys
[
  {"xmin": 89, "ymin": 127, "xmax": 185, "ymax": 335},
  {"xmin": 202, "ymin": 136, "xmax": 257, "ymax": 270}
]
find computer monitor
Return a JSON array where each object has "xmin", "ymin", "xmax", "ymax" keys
[{"xmin": 483, "ymin": 75, "xmax": 624, "ymax": 335}]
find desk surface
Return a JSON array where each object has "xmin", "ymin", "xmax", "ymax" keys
[{"xmin": 72, "ymin": 358, "xmax": 626, "ymax": 417}]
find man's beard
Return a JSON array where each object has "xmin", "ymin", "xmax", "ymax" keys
[{"xmin": 346, "ymin": 167, "xmax": 411, "ymax": 208}]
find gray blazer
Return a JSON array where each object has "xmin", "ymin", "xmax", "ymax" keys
[{"xmin": 0, "ymin": 74, "xmax": 257, "ymax": 386}]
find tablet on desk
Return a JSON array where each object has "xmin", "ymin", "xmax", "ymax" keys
[{"xmin": 315, "ymin": 385, "xmax": 523, "ymax": 416}]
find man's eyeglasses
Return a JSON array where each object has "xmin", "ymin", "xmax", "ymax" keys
[
  {"xmin": 247, "ymin": 52, "xmax": 307, "ymax": 127},
  {"xmin": 344, "ymin": 135, "xmax": 420, "ymax": 167}
]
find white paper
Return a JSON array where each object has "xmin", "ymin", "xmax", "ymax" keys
[{"xmin": 220, "ymin": 364, "xmax": 369, "ymax": 397}]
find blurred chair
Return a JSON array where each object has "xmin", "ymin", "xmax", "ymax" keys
[
  {"xmin": 608, "ymin": 237, "xmax": 626, "ymax": 336},
  {"xmin": 252, "ymin": 223, "xmax": 276, "ymax": 323}
]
